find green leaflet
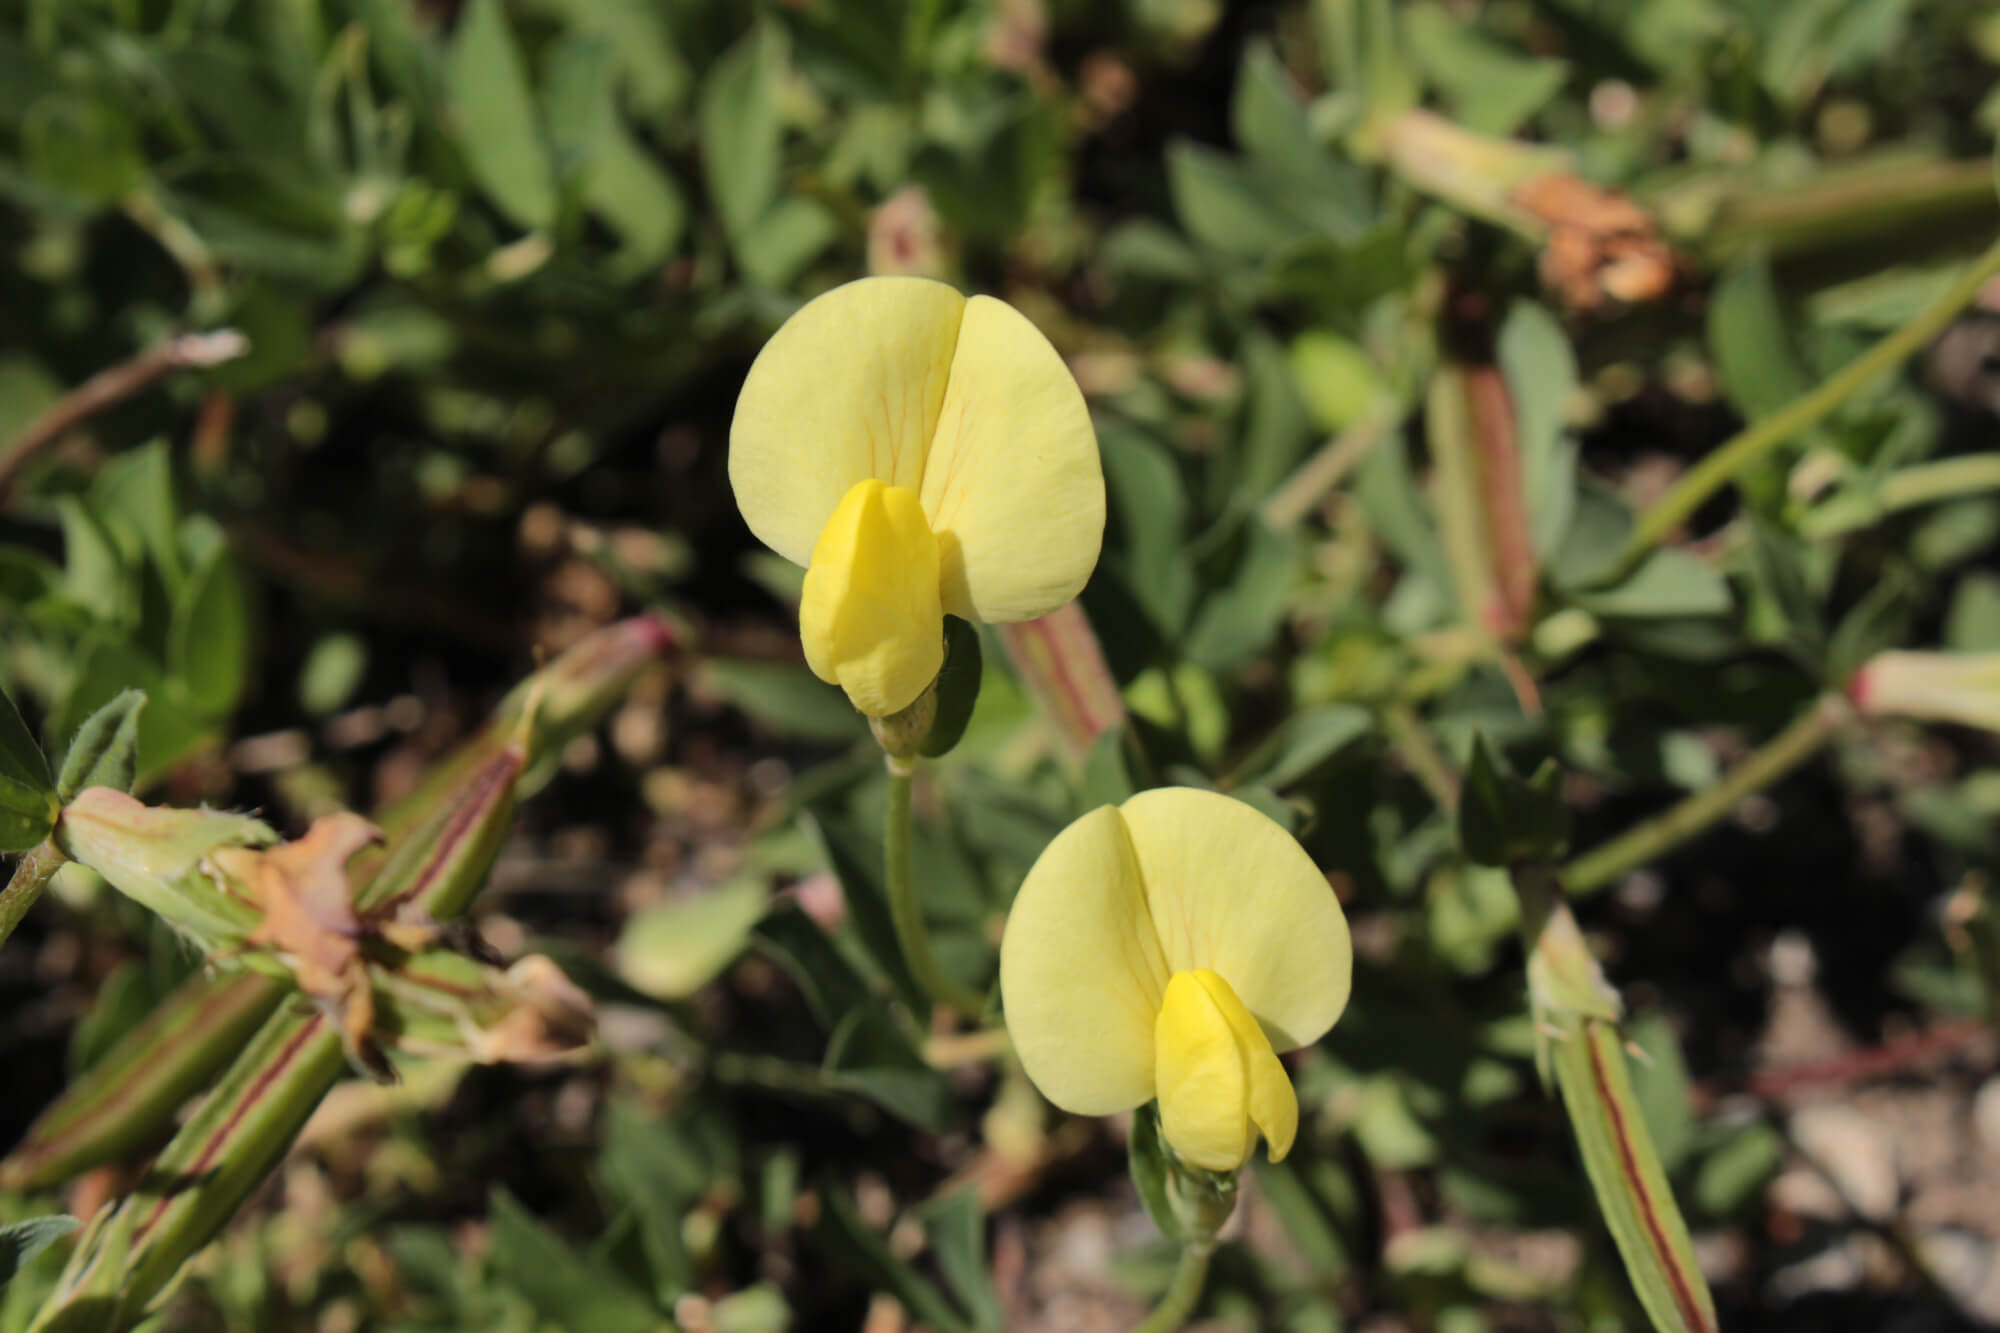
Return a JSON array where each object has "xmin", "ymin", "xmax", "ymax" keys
[{"xmin": 53, "ymin": 690, "xmax": 145, "ymax": 803}]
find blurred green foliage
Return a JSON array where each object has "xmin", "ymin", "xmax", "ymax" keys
[{"xmin": 1, "ymin": 0, "xmax": 1999, "ymax": 1329}]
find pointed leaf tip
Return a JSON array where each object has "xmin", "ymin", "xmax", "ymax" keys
[{"xmin": 56, "ymin": 690, "xmax": 147, "ymax": 802}]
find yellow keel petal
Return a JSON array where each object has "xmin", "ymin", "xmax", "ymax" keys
[
  {"xmin": 1155, "ymin": 969, "xmax": 1300, "ymax": 1171},
  {"xmin": 1120, "ymin": 788, "xmax": 1352, "ymax": 1052},
  {"xmin": 1193, "ymin": 970, "xmax": 1299, "ymax": 1162},
  {"xmin": 1155, "ymin": 970, "xmax": 1250, "ymax": 1172},
  {"xmin": 798, "ymin": 480, "xmax": 944, "ymax": 717}
]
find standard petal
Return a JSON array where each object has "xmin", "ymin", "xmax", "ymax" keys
[
  {"xmin": 1120, "ymin": 788, "xmax": 1352, "ymax": 1052},
  {"xmin": 999, "ymin": 805, "xmax": 1169, "ymax": 1115},
  {"xmin": 1194, "ymin": 969, "xmax": 1300, "ymax": 1163},
  {"xmin": 730, "ymin": 277, "xmax": 966, "ymax": 566},
  {"xmin": 920, "ymin": 296, "xmax": 1103, "ymax": 623},
  {"xmin": 1154, "ymin": 970, "xmax": 1250, "ymax": 1172},
  {"xmin": 798, "ymin": 481, "xmax": 944, "ymax": 717}
]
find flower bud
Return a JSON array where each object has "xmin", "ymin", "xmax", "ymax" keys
[
  {"xmin": 55, "ymin": 788, "xmax": 273, "ymax": 949},
  {"xmin": 1849, "ymin": 650, "xmax": 2000, "ymax": 734}
]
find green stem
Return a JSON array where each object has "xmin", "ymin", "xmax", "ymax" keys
[
  {"xmin": 1384, "ymin": 703, "xmax": 1462, "ymax": 815},
  {"xmin": 1562, "ymin": 696, "xmax": 1843, "ymax": 897},
  {"xmin": 0, "ymin": 840, "xmax": 66, "ymax": 949},
  {"xmin": 1616, "ymin": 232, "xmax": 2000, "ymax": 581},
  {"xmin": 1801, "ymin": 453, "xmax": 2000, "ymax": 539},
  {"xmin": 884, "ymin": 761, "xmax": 985, "ymax": 1021},
  {"xmin": 1131, "ymin": 1241, "xmax": 1213, "ymax": 1333}
]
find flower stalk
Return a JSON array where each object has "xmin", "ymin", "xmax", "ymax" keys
[
  {"xmin": 1134, "ymin": 1160, "xmax": 1237, "ymax": 1333},
  {"xmin": 1616, "ymin": 232, "xmax": 2000, "ymax": 581},
  {"xmin": 0, "ymin": 838, "xmax": 66, "ymax": 949},
  {"xmin": 1131, "ymin": 1241, "xmax": 1213, "ymax": 1333},
  {"xmin": 884, "ymin": 761, "xmax": 985, "ymax": 1021},
  {"xmin": 1561, "ymin": 694, "xmax": 1845, "ymax": 897}
]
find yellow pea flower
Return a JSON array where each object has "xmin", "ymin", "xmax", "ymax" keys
[
  {"xmin": 729, "ymin": 276, "xmax": 1104, "ymax": 718},
  {"xmin": 999, "ymin": 788, "xmax": 1353, "ymax": 1173}
]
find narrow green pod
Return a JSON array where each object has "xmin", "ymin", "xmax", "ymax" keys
[
  {"xmin": 1, "ymin": 615, "xmax": 670, "ymax": 1196},
  {"xmin": 0, "ymin": 972, "xmax": 279, "ymax": 1193},
  {"xmin": 24, "ymin": 617, "xmax": 668, "ymax": 1328},
  {"xmin": 1517, "ymin": 865, "xmax": 1716, "ymax": 1333},
  {"xmin": 29, "ymin": 1009, "xmax": 347, "ymax": 1333},
  {"xmin": 30, "ymin": 762, "xmax": 526, "ymax": 1328}
]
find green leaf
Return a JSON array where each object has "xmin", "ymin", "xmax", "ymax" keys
[
  {"xmin": 0, "ymin": 355, "xmax": 60, "ymax": 453},
  {"xmin": 1184, "ymin": 518, "xmax": 1299, "ymax": 671},
  {"xmin": 1743, "ymin": 519, "xmax": 1827, "ymax": 663},
  {"xmin": 90, "ymin": 442, "xmax": 184, "ymax": 590},
  {"xmin": 58, "ymin": 498, "xmax": 135, "ymax": 626},
  {"xmin": 0, "ymin": 685, "xmax": 52, "ymax": 798},
  {"xmin": 0, "ymin": 780, "xmax": 55, "ymax": 853},
  {"xmin": 1459, "ymin": 736, "xmax": 1570, "ymax": 867},
  {"xmin": 1571, "ymin": 550, "xmax": 1731, "ymax": 620},
  {"xmin": 1236, "ymin": 328, "xmax": 1320, "ymax": 504},
  {"xmin": 616, "ymin": 877, "xmax": 768, "ymax": 1000},
  {"xmin": 1496, "ymin": 302, "xmax": 1579, "ymax": 559},
  {"xmin": 1827, "ymin": 566, "xmax": 1917, "ymax": 685},
  {"xmin": 738, "ymin": 196, "xmax": 837, "ymax": 289},
  {"xmin": 1692, "ymin": 1122, "xmax": 1785, "ymax": 1217},
  {"xmin": 0, "ymin": 685, "xmax": 54, "ymax": 852},
  {"xmin": 1077, "ymin": 726, "xmax": 1135, "ymax": 810},
  {"xmin": 699, "ymin": 659, "xmax": 867, "ymax": 742},
  {"xmin": 752, "ymin": 901, "xmax": 874, "ymax": 1028},
  {"xmin": 1947, "ymin": 572, "xmax": 2000, "ymax": 652},
  {"xmin": 1357, "ymin": 433, "xmax": 1451, "ymax": 596},
  {"xmin": 915, "ymin": 1191, "xmax": 1005, "ymax": 1333},
  {"xmin": 596, "ymin": 1099, "xmax": 699, "ymax": 1304},
  {"xmin": 1405, "ymin": 3, "xmax": 1569, "ymax": 133},
  {"xmin": 701, "ymin": 22, "xmax": 785, "ymax": 245},
  {"xmin": 54, "ymin": 689, "xmax": 145, "ymax": 802},
  {"xmin": 1129, "ymin": 1103, "xmax": 1183, "ymax": 1241},
  {"xmin": 21, "ymin": 94, "xmax": 144, "ymax": 203},
  {"xmin": 539, "ymin": 0, "xmax": 691, "ymax": 118},
  {"xmin": 1166, "ymin": 141, "xmax": 1309, "ymax": 257},
  {"xmin": 488, "ymin": 1188, "xmax": 661, "ymax": 1333},
  {"xmin": 805, "ymin": 801, "xmax": 927, "ymax": 1014},
  {"xmin": 1235, "ymin": 704, "xmax": 1371, "ymax": 791},
  {"xmin": 813, "ymin": 1180, "xmax": 974, "ymax": 1333},
  {"xmin": 447, "ymin": 0, "xmax": 558, "ymax": 230},
  {"xmin": 1101, "ymin": 429, "xmax": 1194, "ymax": 638},
  {"xmin": 1550, "ymin": 485, "xmax": 1636, "ymax": 591},
  {"xmin": 1099, "ymin": 220, "xmax": 1204, "ymax": 281},
  {"xmin": 920, "ymin": 617, "xmax": 983, "ymax": 758},
  {"xmin": 298, "ymin": 633, "xmax": 368, "ymax": 716},
  {"xmin": 53, "ymin": 638, "xmax": 210, "ymax": 787},
  {"xmin": 168, "ymin": 547, "xmax": 251, "ymax": 718},
  {"xmin": 1249, "ymin": 1155, "xmax": 1352, "ymax": 1277},
  {"xmin": 542, "ymin": 35, "xmax": 687, "ymax": 277},
  {"xmin": 1229, "ymin": 40, "xmax": 1373, "ymax": 242},
  {"xmin": 0, "ymin": 1215, "xmax": 77, "ymax": 1286},
  {"xmin": 1288, "ymin": 330, "xmax": 1383, "ymax": 436},
  {"xmin": 334, "ymin": 304, "xmax": 458, "ymax": 380},
  {"xmin": 1709, "ymin": 253, "xmax": 1811, "ymax": 423}
]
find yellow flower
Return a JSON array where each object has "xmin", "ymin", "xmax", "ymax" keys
[
  {"xmin": 999, "ymin": 788, "xmax": 1352, "ymax": 1173},
  {"xmin": 730, "ymin": 277, "xmax": 1103, "ymax": 717}
]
